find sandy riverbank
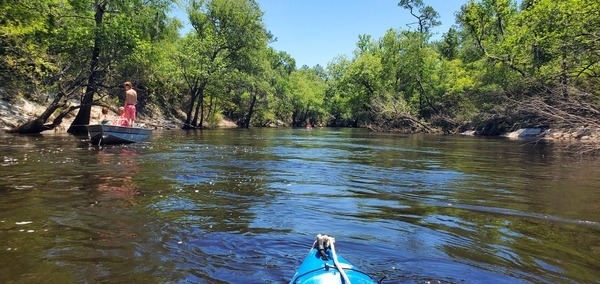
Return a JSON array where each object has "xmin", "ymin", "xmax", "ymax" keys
[
  {"xmin": 0, "ymin": 98, "xmax": 241, "ymax": 132},
  {"xmin": 462, "ymin": 127, "xmax": 600, "ymax": 144}
]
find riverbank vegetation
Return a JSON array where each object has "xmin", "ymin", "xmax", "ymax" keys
[{"xmin": 1, "ymin": 0, "xmax": 598, "ymax": 143}]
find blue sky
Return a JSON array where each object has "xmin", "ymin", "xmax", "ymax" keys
[
  {"xmin": 257, "ymin": 0, "xmax": 465, "ymax": 68},
  {"xmin": 172, "ymin": 0, "xmax": 466, "ymax": 68}
]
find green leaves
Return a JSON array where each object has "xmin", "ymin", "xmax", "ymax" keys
[
  {"xmin": 4, "ymin": 0, "xmax": 597, "ymax": 132},
  {"xmin": 457, "ymin": 0, "xmax": 599, "ymax": 94},
  {"xmin": 0, "ymin": 0, "xmax": 60, "ymax": 88},
  {"xmin": 179, "ymin": 0, "xmax": 272, "ymax": 127},
  {"xmin": 509, "ymin": 0, "xmax": 600, "ymax": 82}
]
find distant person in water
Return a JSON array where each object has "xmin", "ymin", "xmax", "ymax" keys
[
  {"xmin": 99, "ymin": 107, "xmax": 111, "ymax": 125},
  {"xmin": 123, "ymin": 81, "xmax": 137, "ymax": 127},
  {"xmin": 112, "ymin": 107, "xmax": 128, "ymax": 126}
]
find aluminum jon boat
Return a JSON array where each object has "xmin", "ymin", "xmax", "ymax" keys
[
  {"xmin": 290, "ymin": 235, "xmax": 379, "ymax": 284},
  {"xmin": 86, "ymin": 124, "xmax": 152, "ymax": 145}
]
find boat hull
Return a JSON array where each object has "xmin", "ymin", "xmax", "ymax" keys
[
  {"xmin": 86, "ymin": 124, "xmax": 152, "ymax": 145},
  {"xmin": 290, "ymin": 247, "xmax": 376, "ymax": 284}
]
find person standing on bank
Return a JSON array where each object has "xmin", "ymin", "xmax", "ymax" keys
[{"xmin": 123, "ymin": 81, "xmax": 137, "ymax": 127}]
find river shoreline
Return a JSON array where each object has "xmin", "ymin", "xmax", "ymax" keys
[
  {"xmin": 2, "ymin": 97, "xmax": 599, "ymax": 148},
  {"xmin": 0, "ymin": 97, "xmax": 241, "ymax": 132}
]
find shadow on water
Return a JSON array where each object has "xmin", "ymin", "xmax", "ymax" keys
[{"xmin": 0, "ymin": 128, "xmax": 599, "ymax": 283}]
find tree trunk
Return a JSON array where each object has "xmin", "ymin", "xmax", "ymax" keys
[
  {"xmin": 191, "ymin": 94, "xmax": 201, "ymax": 127},
  {"xmin": 183, "ymin": 88, "xmax": 199, "ymax": 128},
  {"xmin": 206, "ymin": 95, "xmax": 214, "ymax": 121},
  {"xmin": 209, "ymin": 99, "xmax": 219, "ymax": 117},
  {"xmin": 7, "ymin": 118, "xmax": 48, "ymax": 134},
  {"xmin": 199, "ymin": 93, "xmax": 205, "ymax": 128},
  {"xmin": 191, "ymin": 84, "xmax": 205, "ymax": 127},
  {"xmin": 416, "ymin": 77, "xmax": 439, "ymax": 118},
  {"xmin": 8, "ymin": 92, "xmax": 65, "ymax": 134},
  {"xmin": 292, "ymin": 110, "xmax": 298, "ymax": 127},
  {"xmin": 560, "ymin": 52, "xmax": 569, "ymax": 99},
  {"xmin": 48, "ymin": 105, "xmax": 81, "ymax": 129},
  {"xmin": 67, "ymin": 2, "xmax": 106, "ymax": 134},
  {"xmin": 39, "ymin": 93, "xmax": 64, "ymax": 120},
  {"xmin": 243, "ymin": 91, "xmax": 257, "ymax": 128},
  {"xmin": 302, "ymin": 103, "xmax": 310, "ymax": 125}
]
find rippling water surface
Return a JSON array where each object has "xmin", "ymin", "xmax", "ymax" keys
[{"xmin": 1, "ymin": 128, "xmax": 599, "ymax": 283}]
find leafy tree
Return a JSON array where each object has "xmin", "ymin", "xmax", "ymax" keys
[
  {"xmin": 377, "ymin": 29, "xmax": 420, "ymax": 108},
  {"xmin": 504, "ymin": 0, "xmax": 600, "ymax": 95},
  {"xmin": 239, "ymin": 45, "xmax": 273, "ymax": 128},
  {"xmin": 4, "ymin": 0, "xmax": 176, "ymax": 133},
  {"xmin": 180, "ymin": 0, "xmax": 269, "ymax": 129},
  {"xmin": 4, "ymin": 0, "xmax": 597, "ymax": 137},
  {"xmin": 287, "ymin": 68, "xmax": 327, "ymax": 126},
  {"xmin": 438, "ymin": 27, "xmax": 460, "ymax": 60},
  {"xmin": 338, "ymin": 52, "xmax": 383, "ymax": 126},
  {"xmin": 457, "ymin": 0, "xmax": 523, "ymax": 77},
  {"xmin": 267, "ymin": 49, "xmax": 295, "ymax": 124},
  {"xmin": 324, "ymin": 55, "xmax": 352, "ymax": 126},
  {"xmin": 397, "ymin": 0, "xmax": 441, "ymax": 118},
  {"xmin": 0, "ymin": 0, "xmax": 56, "ymax": 91}
]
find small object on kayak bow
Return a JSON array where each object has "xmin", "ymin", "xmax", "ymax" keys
[
  {"xmin": 291, "ymin": 234, "xmax": 379, "ymax": 284},
  {"xmin": 315, "ymin": 234, "xmax": 330, "ymax": 260}
]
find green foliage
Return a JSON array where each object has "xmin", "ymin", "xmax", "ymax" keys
[
  {"xmin": 323, "ymin": 56, "xmax": 352, "ymax": 126},
  {"xmin": 3, "ymin": 0, "xmax": 598, "ymax": 133},
  {"xmin": 287, "ymin": 68, "xmax": 327, "ymax": 126},
  {"xmin": 506, "ymin": 0, "xmax": 600, "ymax": 86},
  {"xmin": 0, "ymin": 0, "xmax": 59, "ymax": 92},
  {"xmin": 339, "ymin": 52, "xmax": 383, "ymax": 125},
  {"xmin": 204, "ymin": 110, "xmax": 223, "ymax": 128},
  {"xmin": 438, "ymin": 28, "xmax": 460, "ymax": 60},
  {"xmin": 178, "ymin": 0, "xmax": 271, "ymax": 127}
]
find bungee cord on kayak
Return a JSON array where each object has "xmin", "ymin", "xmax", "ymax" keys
[
  {"xmin": 314, "ymin": 234, "xmax": 352, "ymax": 284},
  {"xmin": 290, "ymin": 234, "xmax": 379, "ymax": 284}
]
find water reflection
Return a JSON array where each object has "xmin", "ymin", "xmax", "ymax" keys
[
  {"xmin": 95, "ymin": 148, "xmax": 140, "ymax": 202},
  {"xmin": 0, "ymin": 129, "xmax": 599, "ymax": 283}
]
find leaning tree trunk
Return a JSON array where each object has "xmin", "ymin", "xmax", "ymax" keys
[
  {"xmin": 48, "ymin": 105, "xmax": 82, "ymax": 130},
  {"xmin": 67, "ymin": 2, "xmax": 106, "ymax": 134},
  {"xmin": 242, "ymin": 91, "xmax": 257, "ymax": 129},
  {"xmin": 8, "ymin": 92, "xmax": 66, "ymax": 134}
]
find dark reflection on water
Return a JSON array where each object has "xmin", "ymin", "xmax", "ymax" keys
[{"xmin": 1, "ymin": 129, "xmax": 599, "ymax": 283}]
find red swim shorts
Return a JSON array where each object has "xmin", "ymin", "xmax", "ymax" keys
[{"xmin": 125, "ymin": 104, "xmax": 136, "ymax": 120}]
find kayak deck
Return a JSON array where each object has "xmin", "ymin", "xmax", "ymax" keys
[{"xmin": 290, "ymin": 235, "xmax": 377, "ymax": 284}]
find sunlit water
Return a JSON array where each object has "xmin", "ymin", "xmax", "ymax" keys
[{"xmin": 1, "ymin": 128, "xmax": 599, "ymax": 283}]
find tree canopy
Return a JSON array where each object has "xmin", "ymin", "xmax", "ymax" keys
[{"xmin": 2, "ymin": 0, "xmax": 598, "ymax": 134}]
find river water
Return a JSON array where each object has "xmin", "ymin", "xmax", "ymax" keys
[{"xmin": 0, "ymin": 128, "xmax": 599, "ymax": 283}]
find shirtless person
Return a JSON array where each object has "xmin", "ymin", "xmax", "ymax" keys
[{"xmin": 123, "ymin": 81, "xmax": 137, "ymax": 127}]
